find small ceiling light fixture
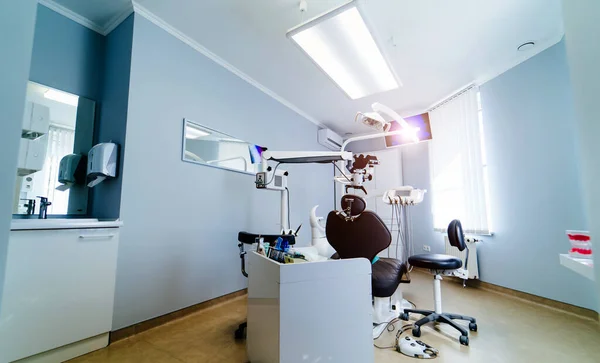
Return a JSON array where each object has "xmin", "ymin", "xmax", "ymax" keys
[
  {"xmin": 287, "ymin": 0, "xmax": 400, "ymax": 99},
  {"xmin": 517, "ymin": 41, "xmax": 535, "ymax": 52},
  {"xmin": 44, "ymin": 89, "xmax": 79, "ymax": 107}
]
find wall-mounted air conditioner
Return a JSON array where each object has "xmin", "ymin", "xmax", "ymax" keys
[{"xmin": 317, "ymin": 128, "xmax": 343, "ymax": 151}]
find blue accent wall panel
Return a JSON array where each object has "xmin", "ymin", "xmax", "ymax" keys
[
  {"xmin": 29, "ymin": 4, "xmax": 105, "ymax": 100},
  {"xmin": 89, "ymin": 15, "xmax": 134, "ymax": 219}
]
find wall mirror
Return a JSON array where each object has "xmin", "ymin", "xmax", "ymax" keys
[
  {"xmin": 12, "ymin": 81, "xmax": 96, "ymax": 217},
  {"xmin": 182, "ymin": 119, "xmax": 264, "ymax": 175}
]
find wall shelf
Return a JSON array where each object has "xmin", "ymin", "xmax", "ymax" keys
[{"xmin": 559, "ymin": 254, "xmax": 594, "ymax": 281}]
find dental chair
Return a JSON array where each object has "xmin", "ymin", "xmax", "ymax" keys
[
  {"xmin": 400, "ymin": 219, "xmax": 477, "ymax": 346},
  {"xmin": 326, "ymin": 195, "xmax": 410, "ymax": 337}
]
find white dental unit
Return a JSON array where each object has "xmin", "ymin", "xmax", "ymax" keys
[{"xmin": 245, "ymin": 99, "xmax": 426, "ymax": 361}]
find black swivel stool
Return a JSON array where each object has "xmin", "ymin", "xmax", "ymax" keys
[{"xmin": 400, "ymin": 219, "xmax": 477, "ymax": 346}]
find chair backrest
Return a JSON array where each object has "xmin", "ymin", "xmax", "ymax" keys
[
  {"xmin": 326, "ymin": 195, "xmax": 391, "ymax": 261},
  {"xmin": 447, "ymin": 219, "xmax": 466, "ymax": 251}
]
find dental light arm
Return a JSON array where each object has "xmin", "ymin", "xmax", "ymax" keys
[
  {"xmin": 371, "ymin": 102, "xmax": 411, "ymax": 129},
  {"xmin": 341, "ymin": 129, "xmax": 407, "ymax": 152},
  {"xmin": 256, "ymin": 150, "xmax": 353, "ymax": 233},
  {"xmin": 354, "ymin": 102, "xmax": 420, "ymax": 146},
  {"xmin": 262, "ymin": 150, "xmax": 352, "ymax": 164}
]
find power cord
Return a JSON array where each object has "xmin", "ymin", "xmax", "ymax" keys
[
  {"xmin": 261, "ymin": 162, "xmax": 281, "ymax": 186},
  {"xmin": 374, "ymin": 321, "xmax": 414, "ymax": 349},
  {"xmin": 373, "ymin": 300, "xmax": 418, "ymax": 349}
]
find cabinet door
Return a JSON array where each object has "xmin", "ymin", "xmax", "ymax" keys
[
  {"xmin": 30, "ymin": 103, "xmax": 50, "ymax": 134},
  {"xmin": 0, "ymin": 228, "xmax": 119, "ymax": 362}
]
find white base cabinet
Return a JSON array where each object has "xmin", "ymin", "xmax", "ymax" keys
[{"xmin": 0, "ymin": 226, "xmax": 120, "ymax": 363}]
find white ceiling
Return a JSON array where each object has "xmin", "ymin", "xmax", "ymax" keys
[
  {"xmin": 50, "ymin": 0, "xmax": 564, "ymax": 135},
  {"xmin": 133, "ymin": 0, "xmax": 564, "ymax": 134}
]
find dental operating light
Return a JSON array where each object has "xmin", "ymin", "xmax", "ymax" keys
[{"xmin": 287, "ymin": 1, "xmax": 400, "ymax": 99}]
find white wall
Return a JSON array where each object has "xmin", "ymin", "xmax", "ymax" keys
[
  {"xmin": 562, "ymin": 0, "xmax": 600, "ymax": 311},
  {"xmin": 112, "ymin": 15, "xmax": 333, "ymax": 329},
  {"xmin": 0, "ymin": 0, "xmax": 38, "ymax": 311},
  {"xmin": 402, "ymin": 41, "xmax": 596, "ymax": 310}
]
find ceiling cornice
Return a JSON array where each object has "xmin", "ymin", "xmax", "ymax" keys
[{"xmin": 38, "ymin": 0, "xmax": 133, "ymax": 36}]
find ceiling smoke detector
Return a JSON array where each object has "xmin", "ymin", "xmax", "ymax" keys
[{"xmin": 517, "ymin": 41, "xmax": 535, "ymax": 51}]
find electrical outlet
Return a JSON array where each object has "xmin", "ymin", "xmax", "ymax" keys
[{"xmin": 423, "ymin": 245, "xmax": 431, "ymax": 252}]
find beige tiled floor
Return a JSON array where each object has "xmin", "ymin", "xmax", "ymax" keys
[{"xmin": 70, "ymin": 271, "xmax": 600, "ymax": 362}]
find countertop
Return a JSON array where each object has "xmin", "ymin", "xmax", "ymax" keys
[{"xmin": 11, "ymin": 218, "xmax": 123, "ymax": 231}]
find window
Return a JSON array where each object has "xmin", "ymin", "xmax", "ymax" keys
[
  {"xmin": 429, "ymin": 87, "xmax": 491, "ymax": 234},
  {"xmin": 32, "ymin": 124, "xmax": 75, "ymax": 214}
]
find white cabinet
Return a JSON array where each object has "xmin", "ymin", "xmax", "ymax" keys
[
  {"xmin": 17, "ymin": 135, "xmax": 48, "ymax": 176},
  {"xmin": 0, "ymin": 227, "xmax": 120, "ymax": 363},
  {"xmin": 18, "ymin": 102, "xmax": 50, "ymax": 176},
  {"xmin": 247, "ymin": 252, "xmax": 374, "ymax": 363},
  {"xmin": 22, "ymin": 102, "xmax": 50, "ymax": 136}
]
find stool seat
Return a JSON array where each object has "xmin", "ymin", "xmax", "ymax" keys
[
  {"xmin": 372, "ymin": 258, "xmax": 408, "ymax": 297},
  {"xmin": 408, "ymin": 254, "xmax": 462, "ymax": 270}
]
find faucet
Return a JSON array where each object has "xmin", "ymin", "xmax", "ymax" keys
[
  {"xmin": 37, "ymin": 196, "xmax": 52, "ymax": 219},
  {"xmin": 20, "ymin": 199, "xmax": 36, "ymax": 215}
]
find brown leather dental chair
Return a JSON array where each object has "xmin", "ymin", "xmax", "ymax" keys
[{"xmin": 326, "ymin": 194, "xmax": 410, "ymax": 335}]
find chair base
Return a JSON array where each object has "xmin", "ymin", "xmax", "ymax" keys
[
  {"xmin": 234, "ymin": 322, "xmax": 247, "ymax": 340},
  {"xmin": 401, "ymin": 309, "xmax": 477, "ymax": 346}
]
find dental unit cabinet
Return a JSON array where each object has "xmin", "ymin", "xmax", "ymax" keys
[
  {"xmin": 1, "ymin": 219, "xmax": 123, "ymax": 363},
  {"xmin": 246, "ymin": 252, "xmax": 374, "ymax": 363}
]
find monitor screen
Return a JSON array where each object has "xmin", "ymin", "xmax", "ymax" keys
[
  {"xmin": 248, "ymin": 144, "xmax": 266, "ymax": 164},
  {"xmin": 385, "ymin": 112, "xmax": 433, "ymax": 148}
]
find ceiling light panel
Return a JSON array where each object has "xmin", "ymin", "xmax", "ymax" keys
[
  {"xmin": 287, "ymin": 1, "xmax": 400, "ymax": 99},
  {"xmin": 44, "ymin": 89, "xmax": 79, "ymax": 106}
]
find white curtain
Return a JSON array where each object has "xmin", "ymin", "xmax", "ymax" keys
[
  {"xmin": 429, "ymin": 87, "xmax": 490, "ymax": 234},
  {"xmin": 35, "ymin": 125, "xmax": 75, "ymax": 214}
]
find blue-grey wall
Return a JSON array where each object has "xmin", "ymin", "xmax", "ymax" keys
[
  {"xmin": 28, "ymin": 5, "xmax": 133, "ymax": 219},
  {"xmin": 562, "ymin": 0, "xmax": 600, "ymax": 312},
  {"xmin": 403, "ymin": 40, "xmax": 597, "ymax": 310},
  {"xmin": 400, "ymin": 142, "xmax": 439, "ymax": 254},
  {"xmin": 90, "ymin": 15, "xmax": 134, "ymax": 219},
  {"xmin": 29, "ymin": 4, "xmax": 105, "ymax": 101},
  {"xmin": 112, "ymin": 15, "xmax": 333, "ymax": 329},
  {"xmin": 349, "ymin": 137, "xmax": 387, "ymax": 153},
  {"xmin": 0, "ymin": 0, "xmax": 38, "ymax": 324}
]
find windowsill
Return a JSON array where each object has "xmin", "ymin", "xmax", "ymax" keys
[{"xmin": 434, "ymin": 228, "xmax": 494, "ymax": 237}]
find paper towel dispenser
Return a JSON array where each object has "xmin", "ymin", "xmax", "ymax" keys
[
  {"xmin": 56, "ymin": 154, "xmax": 87, "ymax": 191},
  {"xmin": 87, "ymin": 142, "xmax": 118, "ymax": 187}
]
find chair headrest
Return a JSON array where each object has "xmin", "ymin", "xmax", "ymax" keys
[
  {"xmin": 341, "ymin": 194, "xmax": 366, "ymax": 216},
  {"xmin": 447, "ymin": 219, "xmax": 466, "ymax": 251}
]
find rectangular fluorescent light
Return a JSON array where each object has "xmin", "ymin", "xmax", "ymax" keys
[
  {"xmin": 44, "ymin": 89, "xmax": 79, "ymax": 106},
  {"xmin": 185, "ymin": 124, "xmax": 210, "ymax": 139},
  {"xmin": 287, "ymin": 1, "xmax": 400, "ymax": 99}
]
